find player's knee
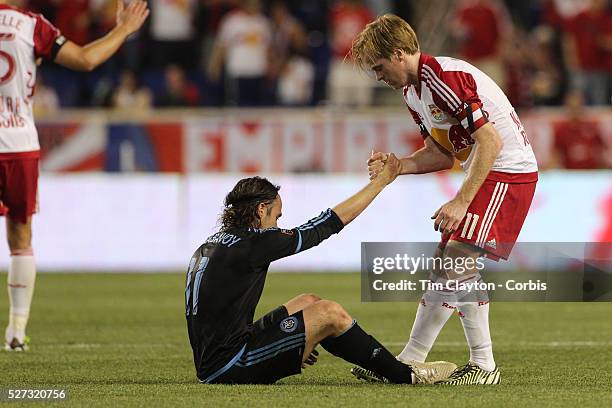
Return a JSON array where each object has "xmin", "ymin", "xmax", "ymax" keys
[
  {"xmin": 317, "ymin": 300, "xmax": 352, "ymax": 332},
  {"xmin": 298, "ymin": 293, "xmax": 321, "ymax": 305},
  {"xmin": 8, "ymin": 236, "xmax": 31, "ymax": 251},
  {"xmin": 6, "ymin": 222, "xmax": 32, "ymax": 252}
]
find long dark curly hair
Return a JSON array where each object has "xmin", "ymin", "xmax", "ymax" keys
[{"xmin": 220, "ymin": 177, "xmax": 280, "ymax": 231}]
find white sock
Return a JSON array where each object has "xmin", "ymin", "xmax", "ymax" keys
[
  {"xmin": 397, "ymin": 290, "xmax": 456, "ymax": 363},
  {"xmin": 456, "ymin": 301, "xmax": 496, "ymax": 372},
  {"xmin": 6, "ymin": 253, "xmax": 36, "ymax": 344}
]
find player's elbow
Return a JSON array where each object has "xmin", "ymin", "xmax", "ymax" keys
[
  {"xmin": 74, "ymin": 52, "xmax": 98, "ymax": 72},
  {"xmin": 54, "ymin": 43, "xmax": 97, "ymax": 72},
  {"xmin": 80, "ymin": 58, "xmax": 97, "ymax": 72},
  {"xmin": 68, "ymin": 59, "xmax": 95, "ymax": 72}
]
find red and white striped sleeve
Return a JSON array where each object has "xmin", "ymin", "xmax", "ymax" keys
[{"xmin": 420, "ymin": 59, "xmax": 488, "ymax": 134}]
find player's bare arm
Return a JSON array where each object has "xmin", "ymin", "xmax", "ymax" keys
[
  {"xmin": 54, "ymin": 0, "xmax": 149, "ymax": 72},
  {"xmin": 398, "ymin": 136, "xmax": 455, "ymax": 175},
  {"xmin": 432, "ymin": 122, "xmax": 503, "ymax": 234},
  {"xmin": 367, "ymin": 136, "xmax": 453, "ymax": 181},
  {"xmin": 333, "ymin": 156, "xmax": 400, "ymax": 225}
]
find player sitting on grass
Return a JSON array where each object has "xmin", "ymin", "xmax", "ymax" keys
[{"xmin": 185, "ymin": 160, "xmax": 456, "ymax": 384}]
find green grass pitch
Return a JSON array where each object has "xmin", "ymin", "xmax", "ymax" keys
[{"xmin": 1, "ymin": 272, "xmax": 611, "ymax": 407}]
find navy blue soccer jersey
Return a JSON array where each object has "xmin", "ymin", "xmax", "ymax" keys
[{"xmin": 185, "ymin": 209, "xmax": 344, "ymax": 381}]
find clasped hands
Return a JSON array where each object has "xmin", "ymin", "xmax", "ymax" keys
[{"xmin": 367, "ymin": 151, "xmax": 468, "ymax": 235}]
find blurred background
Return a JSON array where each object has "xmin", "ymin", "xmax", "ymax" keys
[
  {"xmin": 23, "ymin": 0, "xmax": 612, "ymax": 111},
  {"xmin": 5, "ymin": 0, "xmax": 611, "ymax": 271}
]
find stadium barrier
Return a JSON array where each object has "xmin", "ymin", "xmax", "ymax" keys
[
  {"xmin": 37, "ymin": 108, "xmax": 612, "ymax": 173},
  {"xmin": 0, "ymin": 171, "xmax": 608, "ymax": 272}
]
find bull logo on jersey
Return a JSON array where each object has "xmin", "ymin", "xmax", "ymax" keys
[
  {"xmin": 448, "ymin": 124, "xmax": 474, "ymax": 153},
  {"xmin": 280, "ymin": 317, "xmax": 298, "ymax": 333},
  {"xmin": 429, "ymin": 104, "xmax": 444, "ymax": 122}
]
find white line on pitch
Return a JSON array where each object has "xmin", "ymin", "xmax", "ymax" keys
[{"xmin": 385, "ymin": 341, "xmax": 612, "ymax": 347}]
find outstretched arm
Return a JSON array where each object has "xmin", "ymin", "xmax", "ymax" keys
[
  {"xmin": 398, "ymin": 136, "xmax": 455, "ymax": 175},
  {"xmin": 54, "ymin": 0, "xmax": 149, "ymax": 71},
  {"xmin": 250, "ymin": 158, "xmax": 401, "ymax": 266},
  {"xmin": 368, "ymin": 137, "xmax": 454, "ymax": 181},
  {"xmin": 333, "ymin": 153, "xmax": 401, "ymax": 225}
]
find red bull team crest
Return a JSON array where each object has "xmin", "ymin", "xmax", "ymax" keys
[{"xmin": 429, "ymin": 104, "xmax": 444, "ymax": 122}]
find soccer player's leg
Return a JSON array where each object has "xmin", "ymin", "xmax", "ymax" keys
[
  {"xmin": 302, "ymin": 300, "xmax": 455, "ymax": 384},
  {"xmin": 433, "ymin": 240, "xmax": 501, "ymax": 385},
  {"xmin": 207, "ymin": 304, "xmax": 307, "ymax": 384},
  {"xmin": 398, "ymin": 179, "xmax": 497, "ymax": 378},
  {"xmin": 397, "ymin": 243, "xmax": 459, "ymax": 364},
  {"xmin": 434, "ymin": 179, "xmax": 536, "ymax": 385},
  {"xmin": 3, "ymin": 158, "xmax": 38, "ymax": 352},
  {"xmin": 206, "ymin": 296, "xmax": 323, "ymax": 384},
  {"xmin": 247, "ymin": 293, "xmax": 320, "ymax": 346},
  {"xmin": 283, "ymin": 293, "xmax": 321, "ymax": 314},
  {"xmin": 302, "ymin": 299, "xmax": 410, "ymax": 384},
  {"xmin": 202, "ymin": 297, "xmax": 454, "ymax": 385}
]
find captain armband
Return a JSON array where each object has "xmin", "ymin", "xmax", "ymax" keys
[
  {"xmin": 50, "ymin": 35, "xmax": 67, "ymax": 60},
  {"xmin": 456, "ymin": 102, "xmax": 488, "ymax": 134}
]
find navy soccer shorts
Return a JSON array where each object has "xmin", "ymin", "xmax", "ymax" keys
[{"xmin": 212, "ymin": 306, "xmax": 306, "ymax": 384}]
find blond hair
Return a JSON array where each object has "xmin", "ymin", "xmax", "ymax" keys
[{"xmin": 350, "ymin": 14, "xmax": 419, "ymax": 70}]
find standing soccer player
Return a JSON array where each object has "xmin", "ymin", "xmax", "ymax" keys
[
  {"xmin": 351, "ymin": 14, "xmax": 538, "ymax": 384},
  {"xmin": 1, "ymin": 0, "xmax": 149, "ymax": 351}
]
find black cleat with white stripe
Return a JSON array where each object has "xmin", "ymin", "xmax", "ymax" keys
[{"xmin": 350, "ymin": 366, "xmax": 390, "ymax": 383}]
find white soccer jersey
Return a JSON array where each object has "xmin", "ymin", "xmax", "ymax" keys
[
  {"xmin": 403, "ymin": 53, "xmax": 538, "ymax": 182},
  {"xmin": 0, "ymin": 4, "xmax": 63, "ymax": 154}
]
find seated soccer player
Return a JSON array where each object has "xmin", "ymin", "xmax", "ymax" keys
[{"xmin": 185, "ymin": 158, "xmax": 456, "ymax": 384}]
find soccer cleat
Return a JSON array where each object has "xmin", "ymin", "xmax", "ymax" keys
[
  {"xmin": 407, "ymin": 360, "xmax": 458, "ymax": 384},
  {"xmin": 435, "ymin": 362, "xmax": 501, "ymax": 385},
  {"xmin": 350, "ymin": 366, "xmax": 389, "ymax": 383},
  {"xmin": 351, "ymin": 360, "xmax": 457, "ymax": 385},
  {"xmin": 4, "ymin": 336, "xmax": 30, "ymax": 352}
]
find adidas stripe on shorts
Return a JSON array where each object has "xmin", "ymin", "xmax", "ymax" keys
[{"xmin": 440, "ymin": 176, "xmax": 537, "ymax": 261}]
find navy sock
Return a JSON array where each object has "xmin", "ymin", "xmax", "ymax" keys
[{"xmin": 320, "ymin": 323, "xmax": 413, "ymax": 384}]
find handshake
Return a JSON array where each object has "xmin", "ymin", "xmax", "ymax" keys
[{"xmin": 367, "ymin": 151, "xmax": 401, "ymax": 185}]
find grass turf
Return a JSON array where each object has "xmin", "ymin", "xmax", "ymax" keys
[{"xmin": 1, "ymin": 272, "xmax": 611, "ymax": 407}]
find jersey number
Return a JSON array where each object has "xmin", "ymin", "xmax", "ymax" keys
[
  {"xmin": 510, "ymin": 110, "xmax": 530, "ymax": 146},
  {"xmin": 185, "ymin": 256, "xmax": 209, "ymax": 316},
  {"xmin": 0, "ymin": 33, "xmax": 16, "ymax": 86}
]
